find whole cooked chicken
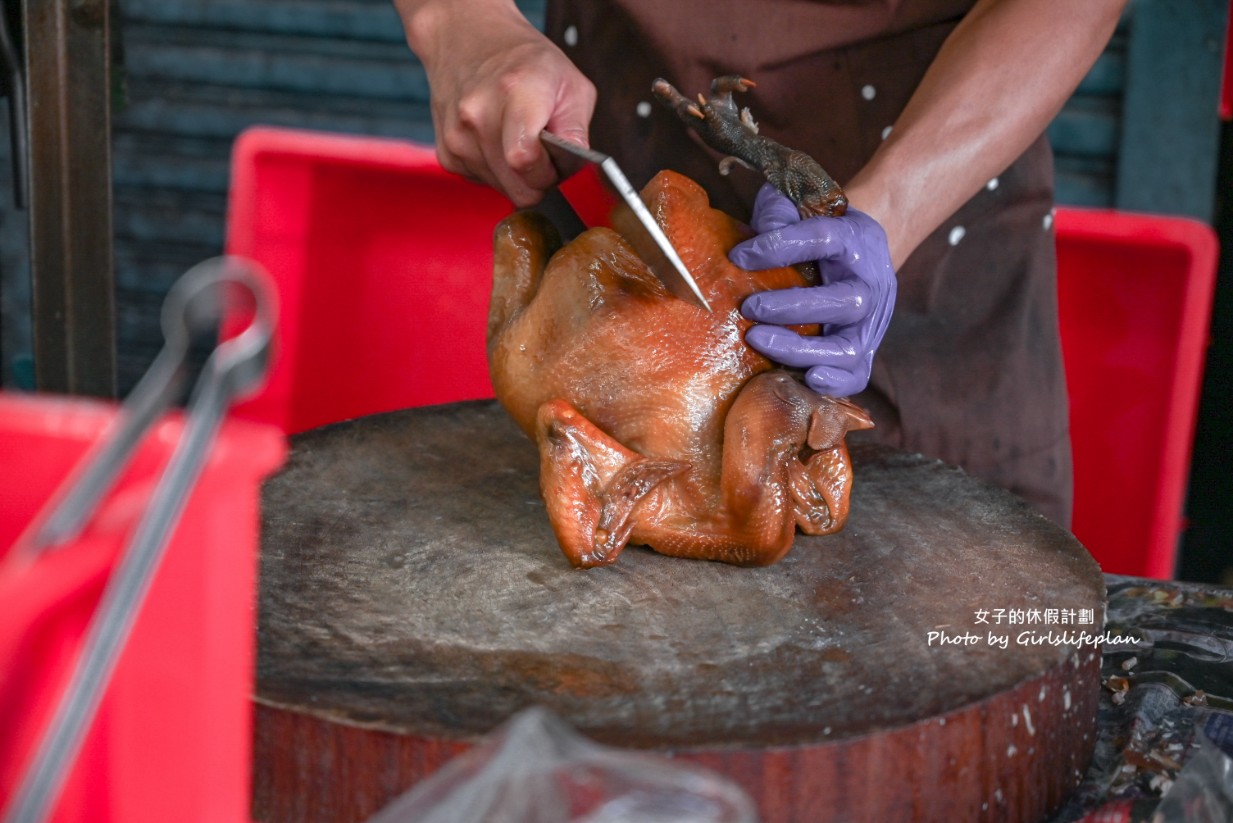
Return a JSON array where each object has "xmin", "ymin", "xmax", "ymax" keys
[{"xmin": 487, "ymin": 76, "xmax": 873, "ymax": 568}]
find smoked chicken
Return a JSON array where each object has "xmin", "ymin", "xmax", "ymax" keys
[{"xmin": 487, "ymin": 76, "xmax": 873, "ymax": 568}]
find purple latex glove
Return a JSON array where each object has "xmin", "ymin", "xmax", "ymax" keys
[{"xmin": 729, "ymin": 183, "xmax": 896, "ymax": 398}]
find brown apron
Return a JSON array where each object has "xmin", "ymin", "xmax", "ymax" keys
[{"xmin": 544, "ymin": 0, "xmax": 1073, "ymax": 528}]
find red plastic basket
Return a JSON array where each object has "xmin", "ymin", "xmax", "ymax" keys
[
  {"xmin": 224, "ymin": 128, "xmax": 614, "ymax": 433},
  {"xmin": 1056, "ymin": 208, "xmax": 1218, "ymax": 579},
  {"xmin": 224, "ymin": 129, "xmax": 507, "ymax": 434},
  {"xmin": 0, "ymin": 392, "xmax": 285, "ymax": 822}
]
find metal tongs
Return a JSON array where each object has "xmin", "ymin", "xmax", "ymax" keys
[{"xmin": 3, "ymin": 257, "xmax": 276, "ymax": 823}]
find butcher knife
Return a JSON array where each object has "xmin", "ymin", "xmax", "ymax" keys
[{"xmin": 539, "ymin": 130, "xmax": 712, "ymax": 312}]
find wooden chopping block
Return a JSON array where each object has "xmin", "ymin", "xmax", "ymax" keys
[{"xmin": 253, "ymin": 400, "xmax": 1105, "ymax": 823}]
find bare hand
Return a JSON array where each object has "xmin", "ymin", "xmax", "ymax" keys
[{"xmin": 399, "ymin": 0, "xmax": 596, "ymax": 206}]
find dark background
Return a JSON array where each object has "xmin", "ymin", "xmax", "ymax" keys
[{"xmin": 1179, "ymin": 119, "xmax": 1232, "ymax": 586}]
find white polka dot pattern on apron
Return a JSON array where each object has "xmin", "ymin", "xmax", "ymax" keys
[
  {"xmin": 861, "ymin": 84, "xmax": 876, "ymax": 101},
  {"xmin": 1043, "ymin": 212, "xmax": 1054, "ymax": 231},
  {"xmin": 563, "ymin": 25, "xmax": 578, "ymax": 47},
  {"xmin": 636, "ymin": 101, "xmax": 652, "ymax": 118},
  {"xmin": 986, "ymin": 178, "xmax": 999, "ymax": 191},
  {"xmin": 881, "ymin": 125, "xmax": 893, "ymax": 140},
  {"xmin": 948, "ymin": 225, "xmax": 966, "ymax": 246}
]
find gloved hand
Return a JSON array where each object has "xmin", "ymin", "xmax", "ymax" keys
[{"xmin": 729, "ymin": 183, "xmax": 896, "ymax": 398}]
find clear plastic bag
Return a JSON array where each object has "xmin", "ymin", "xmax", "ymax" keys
[
  {"xmin": 1151, "ymin": 734, "xmax": 1233, "ymax": 823},
  {"xmin": 365, "ymin": 707, "xmax": 757, "ymax": 823}
]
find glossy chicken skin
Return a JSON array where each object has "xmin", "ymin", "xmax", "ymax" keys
[{"xmin": 489, "ymin": 171, "xmax": 872, "ymax": 568}]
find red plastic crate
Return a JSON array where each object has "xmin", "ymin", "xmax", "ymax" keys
[
  {"xmin": 224, "ymin": 128, "xmax": 1218, "ymax": 580},
  {"xmin": 224, "ymin": 128, "xmax": 616, "ymax": 433},
  {"xmin": 1221, "ymin": 0, "xmax": 1232, "ymax": 119},
  {"xmin": 1056, "ymin": 208, "xmax": 1218, "ymax": 579},
  {"xmin": 224, "ymin": 128, "xmax": 508, "ymax": 433},
  {"xmin": 0, "ymin": 392, "xmax": 285, "ymax": 822}
]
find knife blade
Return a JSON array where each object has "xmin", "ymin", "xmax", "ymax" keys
[{"xmin": 539, "ymin": 130, "xmax": 712, "ymax": 312}]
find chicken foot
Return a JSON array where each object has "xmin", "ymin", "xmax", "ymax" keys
[{"xmin": 651, "ymin": 75, "xmax": 848, "ymax": 218}]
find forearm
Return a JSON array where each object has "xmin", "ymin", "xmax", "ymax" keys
[
  {"xmin": 394, "ymin": 0, "xmax": 528, "ymax": 65},
  {"xmin": 844, "ymin": 0, "xmax": 1128, "ymax": 268}
]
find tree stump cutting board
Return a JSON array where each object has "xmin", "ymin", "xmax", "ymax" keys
[{"xmin": 253, "ymin": 400, "xmax": 1105, "ymax": 823}]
